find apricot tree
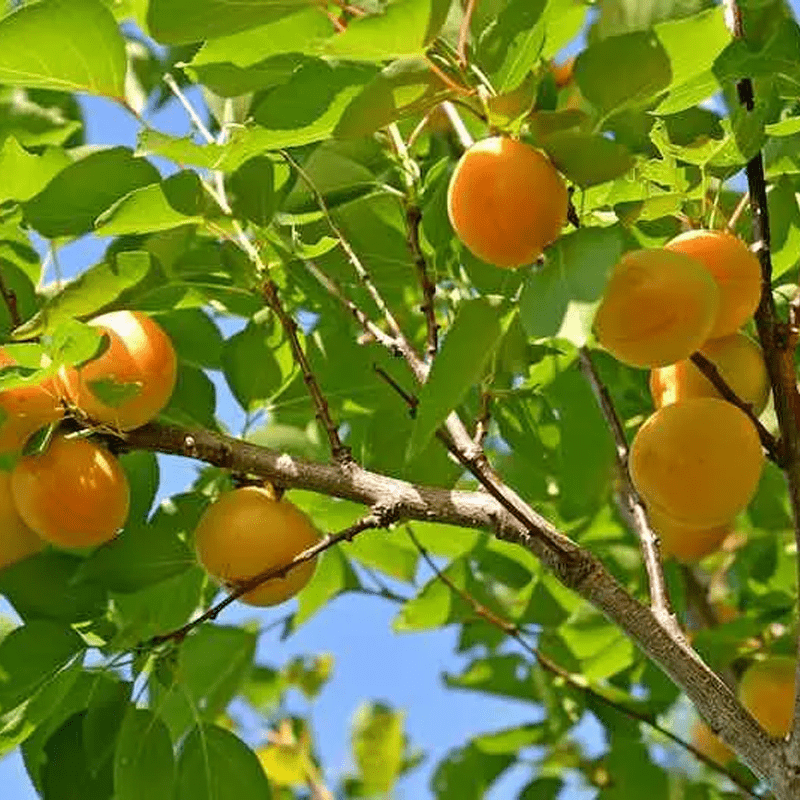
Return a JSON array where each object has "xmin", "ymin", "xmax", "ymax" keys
[{"xmin": 1, "ymin": 1, "xmax": 800, "ymax": 799}]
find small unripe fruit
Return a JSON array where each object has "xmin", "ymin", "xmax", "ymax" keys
[
  {"xmin": 594, "ymin": 249, "xmax": 720, "ymax": 368},
  {"xmin": 739, "ymin": 656, "xmax": 796, "ymax": 737},
  {"xmin": 0, "ymin": 471, "xmax": 44, "ymax": 569},
  {"xmin": 447, "ymin": 136, "xmax": 568, "ymax": 268},
  {"xmin": 195, "ymin": 487, "xmax": 320, "ymax": 607},
  {"xmin": 665, "ymin": 230, "xmax": 761, "ymax": 338},
  {"xmin": 630, "ymin": 398, "xmax": 763, "ymax": 527},
  {"xmin": 650, "ymin": 332, "xmax": 769, "ymax": 416},
  {"xmin": 59, "ymin": 310, "xmax": 177, "ymax": 431},
  {"xmin": 11, "ymin": 434, "xmax": 130, "ymax": 548}
]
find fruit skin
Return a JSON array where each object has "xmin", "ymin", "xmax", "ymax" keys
[
  {"xmin": 59, "ymin": 310, "xmax": 177, "ymax": 431},
  {"xmin": 691, "ymin": 719, "xmax": 734, "ymax": 765},
  {"xmin": 647, "ymin": 505, "xmax": 731, "ymax": 563},
  {"xmin": 0, "ymin": 348, "xmax": 64, "ymax": 454},
  {"xmin": 0, "ymin": 471, "xmax": 44, "ymax": 569},
  {"xmin": 630, "ymin": 397, "xmax": 764, "ymax": 527},
  {"xmin": 650, "ymin": 332, "xmax": 769, "ymax": 416},
  {"xmin": 195, "ymin": 487, "xmax": 320, "ymax": 607},
  {"xmin": 446, "ymin": 136, "xmax": 568, "ymax": 268},
  {"xmin": 739, "ymin": 656, "xmax": 796, "ymax": 737},
  {"xmin": 665, "ymin": 230, "xmax": 761, "ymax": 338},
  {"xmin": 594, "ymin": 249, "xmax": 720, "ymax": 368},
  {"xmin": 11, "ymin": 434, "xmax": 130, "ymax": 548}
]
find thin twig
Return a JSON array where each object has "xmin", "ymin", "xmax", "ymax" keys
[
  {"xmin": 578, "ymin": 347, "xmax": 683, "ymax": 640},
  {"xmin": 149, "ymin": 514, "xmax": 387, "ymax": 645},
  {"xmin": 689, "ymin": 352, "xmax": 780, "ymax": 463},
  {"xmin": 440, "ymin": 100, "xmax": 474, "ymax": 151},
  {"xmin": 727, "ymin": 191, "xmax": 750, "ymax": 232},
  {"xmin": 262, "ymin": 280, "xmax": 352, "ymax": 464},
  {"xmin": 473, "ymin": 390, "xmax": 491, "ymax": 447},
  {"xmin": 0, "ymin": 264, "xmax": 20, "ymax": 328},
  {"xmin": 456, "ymin": 0, "xmax": 478, "ymax": 66},
  {"xmin": 405, "ymin": 528, "xmax": 761, "ymax": 799}
]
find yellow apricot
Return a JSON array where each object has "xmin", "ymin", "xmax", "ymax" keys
[
  {"xmin": 447, "ymin": 136, "xmax": 568, "ymax": 268},
  {"xmin": 58, "ymin": 310, "xmax": 177, "ymax": 431},
  {"xmin": 594, "ymin": 249, "xmax": 720, "ymax": 368},
  {"xmin": 647, "ymin": 505, "xmax": 731, "ymax": 563},
  {"xmin": 0, "ymin": 471, "xmax": 44, "ymax": 569},
  {"xmin": 11, "ymin": 434, "xmax": 130, "ymax": 548},
  {"xmin": 630, "ymin": 398, "xmax": 763, "ymax": 527},
  {"xmin": 665, "ymin": 230, "xmax": 761, "ymax": 338},
  {"xmin": 650, "ymin": 332, "xmax": 769, "ymax": 415},
  {"xmin": 739, "ymin": 656, "xmax": 796, "ymax": 737},
  {"xmin": 691, "ymin": 719, "xmax": 734, "ymax": 766},
  {"xmin": 195, "ymin": 487, "xmax": 320, "ymax": 607}
]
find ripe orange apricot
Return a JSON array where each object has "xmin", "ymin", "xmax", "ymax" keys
[
  {"xmin": 630, "ymin": 398, "xmax": 763, "ymax": 527},
  {"xmin": 647, "ymin": 505, "xmax": 731, "ymax": 563},
  {"xmin": 58, "ymin": 310, "xmax": 177, "ymax": 431},
  {"xmin": 11, "ymin": 434, "xmax": 130, "ymax": 548},
  {"xmin": 594, "ymin": 249, "xmax": 720, "ymax": 368},
  {"xmin": 195, "ymin": 487, "xmax": 320, "ymax": 607},
  {"xmin": 665, "ymin": 230, "xmax": 761, "ymax": 338},
  {"xmin": 0, "ymin": 348, "xmax": 64, "ymax": 454},
  {"xmin": 691, "ymin": 719, "xmax": 734, "ymax": 765},
  {"xmin": 650, "ymin": 332, "xmax": 769, "ymax": 416},
  {"xmin": 739, "ymin": 656, "xmax": 796, "ymax": 737},
  {"xmin": 0, "ymin": 471, "xmax": 44, "ymax": 569},
  {"xmin": 446, "ymin": 136, "xmax": 568, "ymax": 268}
]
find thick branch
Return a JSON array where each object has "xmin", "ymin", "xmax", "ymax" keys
[
  {"xmin": 578, "ymin": 348, "xmax": 681, "ymax": 638},
  {"xmin": 122, "ymin": 420, "xmax": 784, "ymax": 792}
]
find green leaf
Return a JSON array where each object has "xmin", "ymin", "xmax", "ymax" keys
[
  {"xmin": 229, "ymin": 157, "xmax": 276, "ymax": 227},
  {"xmin": 252, "ymin": 60, "xmax": 378, "ymax": 149},
  {"xmin": 114, "ymin": 708, "xmax": 175, "ymax": 800},
  {"xmin": 476, "ymin": 0, "xmax": 547, "ymax": 92},
  {"xmin": 160, "ymin": 364, "xmax": 217, "ymax": 429},
  {"xmin": 0, "ymin": 621, "xmax": 84, "ymax": 713},
  {"xmin": 156, "ymin": 309, "xmax": 224, "ymax": 370},
  {"xmin": 23, "ymin": 148, "xmax": 160, "ymax": 238},
  {"xmin": 95, "ymin": 182, "xmax": 204, "ymax": 236},
  {"xmin": 176, "ymin": 725, "xmax": 272, "ymax": 800},
  {"xmin": 119, "ymin": 449, "xmax": 160, "ymax": 525},
  {"xmin": 767, "ymin": 117, "xmax": 800, "ymax": 136},
  {"xmin": 393, "ymin": 560, "xmax": 474, "ymax": 632},
  {"xmin": 82, "ymin": 678, "xmax": 131, "ymax": 775},
  {"xmin": 472, "ymin": 722, "xmax": 547, "ymax": 754},
  {"xmin": 351, "ymin": 702, "xmax": 405, "ymax": 794},
  {"xmin": 575, "ymin": 31, "xmax": 672, "ymax": 119},
  {"xmin": 189, "ymin": 8, "xmax": 331, "ymax": 68},
  {"xmin": 560, "ymin": 614, "xmax": 635, "ymax": 681},
  {"xmin": 321, "ymin": 0, "xmax": 447, "ymax": 61},
  {"xmin": 343, "ymin": 534, "xmax": 418, "ymax": 583},
  {"xmin": 14, "ymin": 251, "xmax": 153, "ymax": 338},
  {"xmin": 519, "ymin": 777, "xmax": 563, "ymax": 799},
  {"xmin": 292, "ymin": 547, "xmax": 361, "ymax": 628},
  {"xmin": 0, "ymin": 0, "xmax": 126, "ymax": 97},
  {"xmin": 542, "ymin": 131, "xmax": 634, "ymax": 188},
  {"xmin": 431, "ymin": 743, "xmax": 513, "ymax": 800},
  {"xmin": 767, "ymin": 174, "xmax": 800, "ymax": 278},
  {"xmin": 148, "ymin": 0, "xmax": 311, "ymax": 44},
  {"xmin": 0, "ymin": 138, "xmax": 70, "ymax": 203},
  {"xmin": 151, "ymin": 625, "xmax": 257, "ymax": 740},
  {"xmin": 408, "ymin": 298, "xmax": 505, "ymax": 459},
  {"xmin": 519, "ymin": 226, "xmax": 623, "ymax": 342},
  {"xmin": 0, "ymin": 551, "xmax": 107, "ymax": 624}
]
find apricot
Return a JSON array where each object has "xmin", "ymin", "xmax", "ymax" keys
[
  {"xmin": 195, "ymin": 487, "xmax": 320, "ymax": 607},
  {"xmin": 647, "ymin": 505, "xmax": 731, "ymax": 563},
  {"xmin": 11, "ymin": 434, "xmax": 130, "ymax": 548},
  {"xmin": 650, "ymin": 332, "xmax": 769, "ymax": 416},
  {"xmin": 446, "ymin": 136, "xmax": 568, "ymax": 268},
  {"xmin": 691, "ymin": 719, "xmax": 734, "ymax": 766},
  {"xmin": 551, "ymin": 57, "xmax": 576, "ymax": 88},
  {"xmin": 0, "ymin": 471, "xmax": 44, "ymax": 569},
  {"xmin": 0, "ymin": 348, "xmax": 64, "ymax": 454},
  {"xmin": 665, "ymin": 230, "xmax": 761, "ymax": 338},
  {"xmin": 630, "ymin": 398, "xmax": 763, "ymax": 527},
  {"xmin": 739, "ymin": 656, "xmax": 796, "ymax": 737},
  {"xmin": 58, "ymin": 310, "xmax": 177, "ymax": 431},
  {"xmin": 594, "ymin": 249, "xmax": 720, "ymax": 368}
]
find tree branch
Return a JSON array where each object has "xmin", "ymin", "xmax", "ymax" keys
[
  {"xmin": 121, "ymin": 419, "xmax": 787, "ymax": 793},
  {"xmin": 578, "ymin": 348, "xmax": 682, "ymax": 639},
  {"xmin": 406, "ymin": 528, "xmax": 761, "ymax": 798}
]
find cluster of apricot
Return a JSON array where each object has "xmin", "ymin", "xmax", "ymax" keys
[
  {"xmin": 0, "ymin": 310, "xmax": 177, "ymax": 563},
  {"xmin": 595, "ymin": 231, "xmax": 766, "ymax": 562}
]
